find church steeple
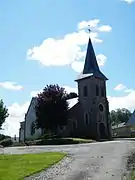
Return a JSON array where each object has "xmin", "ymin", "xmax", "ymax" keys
[{"xmin": 76, "ymin": 37, "xmax": 108, "ymax": 81}]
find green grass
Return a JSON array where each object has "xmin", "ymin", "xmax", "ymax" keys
[
  {"xmin": 68, "ymin": 138, "xmax": 94, "ymax": 142},
  {"xmin": 0, "ymin": 152, "xmax": 66, "ymax": 180},
  {"xmin": 132, "ymin": 170, "xmax": 135, "ymax": 179}
]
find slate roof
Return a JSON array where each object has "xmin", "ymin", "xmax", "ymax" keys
[
  {"xmin": 25, "ymin": 97, "xmax": 37, "ymax": 119},
  {"xmin": 75, "ymin": 38, "xmax": 108, "ymax": 81},
  {"xmin": 126, "ymin": 110, "xmax": 135, "ymax": 125},
  {"xmin": 67, "ymin": 97, "xmax": 78, "ymax": 109}
]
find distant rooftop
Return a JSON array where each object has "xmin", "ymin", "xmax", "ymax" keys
[
  {"xmin": 126, "ymin": 110, "xmax": 135, "ymax": 125},
  {"xmin": 112, "ymin": 122, "xmax": 126, "ymax": 129}
]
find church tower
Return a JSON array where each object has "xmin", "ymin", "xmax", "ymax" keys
[{"xmin": 75, "ymin": 38, "xmax": 112, "ymax": 140}]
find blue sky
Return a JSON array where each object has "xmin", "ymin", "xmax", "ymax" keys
[{"xmin": 0, "ymin": 0, "xmax": 135, "ymax": 136}]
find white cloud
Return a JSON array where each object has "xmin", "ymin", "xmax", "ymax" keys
[
  {"xmin": 1, "ymin": 102, "xmax": 29, "ymax": 137},
  {"xmin": 108, "ymin": 90, "xmax": 135, "ymax": 111},
  {"xmin": 71, "ymin": 61, "xmax": 84, "ymax": 73},
  {"xmin": 63, "ymin": 86, "xmax": 78, "ymax": 94},
  {"xmin": 78, "ymin": 19, "xmax": 112, "ymax": 32},
  {"xmin": 30, "ymin": 89, "xmax": 43, "ymax": 97},
  {"xmin": 114, "ymin": 84, "xmax": 126, "ymax": 91},
  {"xmin": 0, "ymin": 81, "xmax": 23, "ymax": 90},
  {"xmin": 96, "ymin": 54, "xmax": 107, "ymax": 66},
  {"xmin": 78, "ymin": 19, "xmax": 100, "ymax": 30},
  {"xmin": 124, "ymin": 88, "xmax": 134, "ymax": 93},
  {"xmin": 114, "ymin": 84, "xmax": 134, "ymax": 94},
  {"xmin": 27, "ymin": 19, "xmax": 112, "ymax": 72},
  {"xmin": 122, "ymin": 0, "xmax": 135, "ymax": 4},
  {"xmin": 27, "ymin": 30, "xmax": 102, "ymax": 67},
  {"xmin": 97, "ymin": 25, "xmax": 112, "ymax": 32}
]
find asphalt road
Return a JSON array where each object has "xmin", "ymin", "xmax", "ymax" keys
[{"xmin": 1, "ymin": 140, "xmax": 135, "ymax": 180}]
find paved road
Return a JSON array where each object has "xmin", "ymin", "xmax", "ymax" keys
[{"xmin": 1, "ymin": 140, "xmax": 135, "ymax": 180}]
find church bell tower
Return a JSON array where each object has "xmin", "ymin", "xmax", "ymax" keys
[{"xmin": 75, "ymin": 37, "xmax": 112, "ymax": 141}]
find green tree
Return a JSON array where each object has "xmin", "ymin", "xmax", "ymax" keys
[
  {"xmin": 0, "ymin": 99, "xmax": 9, "ymax": 129},
  {"xmin": 110, "ymin": 108, "xmax": 131, "ymax": 126},
  {"xmin": 35, "ymin": 84, "xmax": 69, "ymax": 134},
  {"xmin": 66, "ymin": 92, "xmax": 78, "ymax": 100}
]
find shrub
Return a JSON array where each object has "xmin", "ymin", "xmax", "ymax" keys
[
  {"xmin": 0, "ymin": 134, "xmax": 11, "ymax": 141},
  {"xmin": 0, "ymin": 138, "xmax": 13, "ymax": 147},
  {"xmin": 40, "ymin": 133, "xmax": 58, "ymax": 140},
  {"xmin": 36, "ymin": 138, "xmax": 94, "ymax": 145}
]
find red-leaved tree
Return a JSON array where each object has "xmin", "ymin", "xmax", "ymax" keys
[{"xmin": 35, "ymin": 84, "xmax": 70, "ymax": 134}]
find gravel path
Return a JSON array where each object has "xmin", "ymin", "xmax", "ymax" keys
[{"xmin": 1, "ymin": 140, "xmax": 135, "ymax": 179}]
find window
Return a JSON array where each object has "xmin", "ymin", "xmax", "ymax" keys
[
  {"xmin": 83, "ymin": 85, "xmax": 88, "ymax": 97},
  {"xmin": 96, "ymin": 85, "xmax": 99, "ymax": 96},
  {"xmin": 99, "ymin": 104, "xmax": 104, "ymax": 112},
  {"xmin": 84, "ymin": 113, "xmax": 89, "ymax": 125},
  {"xmin": 31, "ymin": 122, "xmax": 36, "ymax": 135}
]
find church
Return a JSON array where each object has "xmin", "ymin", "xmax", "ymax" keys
[{"xmin": 19, "ymin": 36, "xmax": 112, "ymax": 142}]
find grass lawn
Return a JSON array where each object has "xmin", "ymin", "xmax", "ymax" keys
[
  {"xmin": 68, "ymin": 138, "xmax": 94, "ymax": 142},
  {"xmin": 132, "ymin": 171, "xmax": 135, "ymax": 179},
  {"xmin": 132, "ymin": 170, "xmax": 135, "ymax": 179},
  {"xmin": 0, "ymin": 152, "xmax": 66, "ymax": 180}
]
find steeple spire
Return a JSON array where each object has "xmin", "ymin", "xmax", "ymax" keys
[
  {"xmin": 76, "ymin": 36, "xmax": 108, "ymax": 81},
  {"xmin": 83, "ymin": 38, "xmax": 100, "ymax": 74}
]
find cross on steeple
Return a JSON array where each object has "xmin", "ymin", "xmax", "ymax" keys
[{"xmin": 88, "ymin": 25, "xmax": 91, "ymax": 34}]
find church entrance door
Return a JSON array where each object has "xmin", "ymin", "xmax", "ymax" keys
[{"xmin": 99, "ymin": 123, "xmax": 107, "ymax": 139}]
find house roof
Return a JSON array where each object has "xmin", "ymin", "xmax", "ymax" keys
[
  {"xmin": 75, "ymin": 38, "xmax": 108, "ymax": 81},
  {"xmin": 112, "ymin": 122, "xmax": 126, "ymax": 129},
  {"xmin": 67, "ymin": 97, "xmax": 78, "ymax": 109},
  {"xmin": 126, "ymin": 110, "xmax": 135, "ymax": 125},
  {"xmin": 25, "ymin": 97, "xmax": 37, "ymax": 119}
]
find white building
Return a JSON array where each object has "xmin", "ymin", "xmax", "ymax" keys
[{"xmin": 19, "ymin": 97, "xmax": 42, "ymax": 142}]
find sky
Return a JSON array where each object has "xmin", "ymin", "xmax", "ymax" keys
[{"xmin": 0, "ymin": 0, "xmax": 135, "ymax": 137}]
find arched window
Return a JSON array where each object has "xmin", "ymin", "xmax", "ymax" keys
[
  {"xmin": 83, "ymin": 85, "xmax": 88, "ymax": 97},
  {"xmin": 84, "ymin": 113, "xmax": 89, "ymax": 125},
  {"xmin": 96, "ymin": 85, "xmax": 99, "ymax": 96}
]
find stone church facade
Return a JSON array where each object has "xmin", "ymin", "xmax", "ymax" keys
[{"xmin": 19, "ymin": 37, "xmax": 112, "ymax": 142}]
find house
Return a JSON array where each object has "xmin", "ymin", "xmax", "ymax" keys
[
  {"xmin": 19, "ymin": 97, "xmax": 42, "ymax": 141},
  {"xmin": 112, "ymin": 110, "xmax": 135, "ymax": 137},
  {"xmin": 19, "ymin": 37, "xmax": 112, "ymax": 141}
]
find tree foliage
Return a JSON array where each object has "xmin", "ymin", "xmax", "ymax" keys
[
  {"xmin": 0, "ymin": 99, "xmax": 9, "ymax": 129},
  {"xmin": 66, "ymin": 92, "xmax": 78, "ymax": 100},
  {"xmin": 110, "ymin": 108, "xmax": 131, "ymax": 126},
  {"xmin": 35, "ymin": 84, "xmax": 69, "ymax": 133}
]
